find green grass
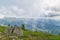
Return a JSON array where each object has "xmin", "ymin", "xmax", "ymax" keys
[
  {"xmin": 0, "ymin": 25, "xmax": 6, "ymax": 32},
  {"xmin": 0, "ymin": 26, "xmax": 60, "ymax": 40},
  {"xmin": 23, "ymin": 30, "xmax": 60, "ymax": 40}
]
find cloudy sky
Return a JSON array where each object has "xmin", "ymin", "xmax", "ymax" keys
[{"xmin": 0, "ymin": 0, "xmax": 60, "ymax": 18}]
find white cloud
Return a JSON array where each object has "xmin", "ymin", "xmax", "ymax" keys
[
  {"xmin": 0, "ymin": 0, "xmax": 60, "ymax": 18},
  {"xmin": 51, "ymin": 16, "xmax": 60, "ymax": 20},
  {"xmin": 0, "ymin": 14, "xmax": 5, "ymax": 19}
]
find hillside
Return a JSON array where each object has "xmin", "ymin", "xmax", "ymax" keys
[
  {"xmin": 0, "ymin": 18, "xmax": 60, "ymax": 34},
  {"xmin": 0, "ymin": 26, "xmax": 60, "ymax": 40}
]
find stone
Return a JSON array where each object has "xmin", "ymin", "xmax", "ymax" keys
[
  {"xmin": 5, "ymin": 26, "xmax": 23, "ymax": 36},
  {"xmin": 5, "ymin": 27, "xmax": 12, "ymax": 35},
  {"xmin": 13, "ymin": 26, "xmax": 23, "ymax": 36}
]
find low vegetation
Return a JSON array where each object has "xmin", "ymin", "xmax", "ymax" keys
[{"xmin": 0, "ymin": 25, "xmax": 60, "ymax": 40}]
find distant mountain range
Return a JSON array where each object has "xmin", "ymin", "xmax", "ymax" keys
[{"xmin": 0, "ymin": 17, "xmax": 60, "ymax": 34}]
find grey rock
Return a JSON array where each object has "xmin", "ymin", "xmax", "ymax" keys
[{"xmin": 5, "ymin": 26, "xmax": 23, "ymax": 36}]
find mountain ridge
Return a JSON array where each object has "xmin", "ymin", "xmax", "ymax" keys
[{"xmin": 0, "ymin": 17, "xmax": 60, "ymax": 34}]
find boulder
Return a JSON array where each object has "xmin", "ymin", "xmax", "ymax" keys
[{"xmin": 5, "ymin": 26, "xmax": 23, "ymax": 36}]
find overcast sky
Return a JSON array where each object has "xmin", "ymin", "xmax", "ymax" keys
[{"xmin": 0, "ymin": 0, "xmax": 60, "ymax": 18}]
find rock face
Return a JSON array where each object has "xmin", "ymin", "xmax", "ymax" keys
[
  {"xmin": 5, "ymin": 26, "xmax": 23, "ymax": 36},
  {"xmin": 5, "ymin": 27, "xmax": 12, "ymax": 35},
  {"xmin": 13, "ymin": 26, "xmax": 23, "ymax": 36}
]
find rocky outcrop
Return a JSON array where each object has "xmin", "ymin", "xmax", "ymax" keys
[
  {"xmin": 13, "ymin": 26, "xmax": 23, "ymax": 36},
  {"xmin": 5, "ymin": 26, "xmax": 23, "ymax": 36}
]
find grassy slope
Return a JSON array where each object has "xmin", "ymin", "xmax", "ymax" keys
[
  {"xmin": 0, "ymin": 26, "xmax": 60, "ymax": 40},
  {"xmin": 0, "ymin": 25, "xmax": 6, "ymax": 32},
  {"xmin": 24, "ymin": 30, "xmax": 60, "ymax": 40}
]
